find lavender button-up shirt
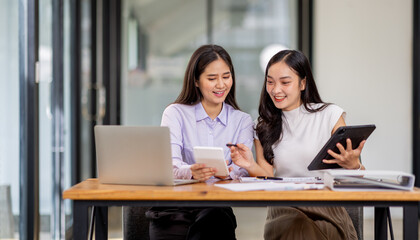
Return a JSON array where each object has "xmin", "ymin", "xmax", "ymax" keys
[{"xmin": 161, "ymin": 102, "xmax": 254, "ymax": 180}]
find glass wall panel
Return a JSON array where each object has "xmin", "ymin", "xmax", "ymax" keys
[
  {"xmin": 121, "ymin": 0, "xmax": 207, "ymax": 126},
  {"xmin": 39, "ymin": 0, "xmax": 73, "ymax": 238},
  {"xmin": 39, "ymin": 0, "xmax": 53, "ymax": 237},
  {"xmin": 1, "ymin": 0, "xmax": 72, "ymax": 238},
  {"xmin": 63, "ymin": 0, "xmax": 73, "ymax": 236},
  {"xmin": 121, "ymin": 0, "xmax": 296, "ymax": 124},
  {"xmin": 213, "ymin": 0, "xmax": 297, "ymax": 119},
  {"xmin": 0, "ymin": 0, "xmax": 19, "ymax": 238},
  {"xmin": 80, "ymin": 0, "xmax": 94, "ymax": 181}
]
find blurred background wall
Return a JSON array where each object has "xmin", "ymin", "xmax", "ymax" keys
[
  {"xmin": 314, "ymin": 0, "xmax": 413, "ymax": 219},
  {"xmin": 314, "ymin": 0, "xmax": 412, "ymax": 174}
]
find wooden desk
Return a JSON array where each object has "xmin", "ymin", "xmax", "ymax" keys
[{"xmin": 64, "ymin": 179, "xmax": 420, "ymax": 240}]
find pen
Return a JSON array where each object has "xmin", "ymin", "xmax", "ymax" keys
[
  {"xmin": 226, "ymin": 143, "xmax": 237, "ymax": 147},
  {"xmin": 256, "ymin": 176, "xmax": 283, "ymax": 180}
]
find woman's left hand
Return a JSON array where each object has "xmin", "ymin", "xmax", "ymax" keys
[{"xmin": 322, "ymin": 138, "xmax": 366, "ymax": 169}]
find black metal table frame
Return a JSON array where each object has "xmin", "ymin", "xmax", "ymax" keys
[{"xmin": 73, "ymin": 200, "xmax": 419, "ymax": 240}]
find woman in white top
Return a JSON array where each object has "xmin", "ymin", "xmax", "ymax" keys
[{"xmin": 230, "ymin": 50, "xmax": 364, "ymax": 240}]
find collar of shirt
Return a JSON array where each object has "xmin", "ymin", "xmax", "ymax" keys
[{"xmin": 195, "ymin": 102, "xmax": 228, "ymax": 126}]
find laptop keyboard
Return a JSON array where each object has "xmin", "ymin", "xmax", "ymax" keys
[{"xmin": 173, "ymin": 179, "xmax": 199, "ymax": 185}]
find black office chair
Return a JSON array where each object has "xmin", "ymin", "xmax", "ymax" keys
[
  {"xmin": 123, "ymin": 207, "xmax": 150, "ymax": 240},
  {"xmin": 345, "ymin": 206, "xmax": 364, "ymax": 240}
]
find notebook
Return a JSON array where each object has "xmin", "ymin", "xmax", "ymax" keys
[{"xmin": 94, "ymin": 125, "xmax": 198, "ymax": 186}]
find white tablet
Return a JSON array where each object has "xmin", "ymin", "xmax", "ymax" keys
[{"xmin": 193, "ymin": 146, "xmax": 229, "ymax": 177}]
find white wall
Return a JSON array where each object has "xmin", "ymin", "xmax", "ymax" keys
[
  {"xmin": 314, "ymin": 0, "xmax": 412, "ymax": 220},
  {"xmin": 314, "ymin": 0, "xmax": 412, "ymax": 173}
]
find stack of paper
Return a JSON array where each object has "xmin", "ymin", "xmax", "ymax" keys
[
  {"xmin": 323, "ymin": 170, "xmax": 415, "ymax": 191},
  {"xmin": 239, "ymin": 176, "xmax": 323, "ymax": 184},
  {"xmin": 215, "ymin": 182, "xmax": 324, "ymax": 192}
]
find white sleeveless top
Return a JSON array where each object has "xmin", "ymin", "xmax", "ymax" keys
[{"xmin": 270, "ymin": 103, "xmax": 345, "ymax": 177}]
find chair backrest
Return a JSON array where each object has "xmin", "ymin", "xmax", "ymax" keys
[
  {"xmin": 345, "ymin": 206, "xmax": 364, "ymax": 240},
  {"xmin": 123, "ymin": 207, "xmax": 150, "ymax": 240}
]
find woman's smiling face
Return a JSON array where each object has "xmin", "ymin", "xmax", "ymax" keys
[
  {"xmin": 196, "ymin": 58, "xmax": 232, "ymax": 108},
  {"xmin": 266, "ymin": 60, "xmax": 306, "ymax": 111}
]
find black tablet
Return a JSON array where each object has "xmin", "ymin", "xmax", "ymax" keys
[{"xmin": 307, "ymin": 124, "xmax": 376, "ymax": 171}]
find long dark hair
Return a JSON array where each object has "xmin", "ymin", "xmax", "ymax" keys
[
  {"xmin": 174, "ymin": 44, "xmax": 240, "ymax": 110},
  {"xmin": 256, "ymin": 50, "xmax": 329, "ymax": 164}
]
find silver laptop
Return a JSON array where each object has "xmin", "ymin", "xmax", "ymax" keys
[{"xmin": 94, "ymin": 125, "xmax": 198, "ymax": 186}]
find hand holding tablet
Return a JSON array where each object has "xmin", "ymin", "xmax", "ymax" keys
[
  {"xmin": 193, "ymin": 146, "xmax": 230, "ymax": 177},
  {"xmin": 307, "ymin": 124, "xmax": 376, "ymax": 170}
]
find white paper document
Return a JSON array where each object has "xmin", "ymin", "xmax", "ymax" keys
[
  {"xmin": 240, "ymin": 176, "xmax": 323, "ymax": 184},
  {"xmin": 215, "ymin": 182, "xmax": 324, "ymax": 192}
]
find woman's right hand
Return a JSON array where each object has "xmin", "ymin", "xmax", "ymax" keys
[
  {"xmin": 190, "ymin": 163, "xmax": 216, "ymax": 181},
  {"xmin": 229, "ymin": 143, "xmax": 255, "ymax": 169}
]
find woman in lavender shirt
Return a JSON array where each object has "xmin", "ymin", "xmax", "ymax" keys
[{"xmin": 146, "ymin": 44, "xmax": 254, "ymax": 240}]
